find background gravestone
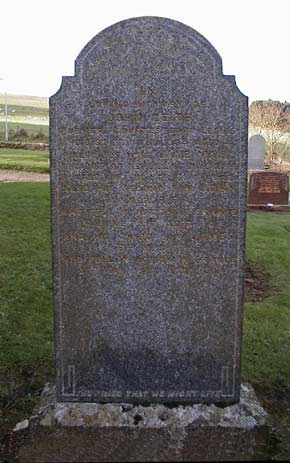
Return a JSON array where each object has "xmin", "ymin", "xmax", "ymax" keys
[
  {"xmin": 50, "ymin": 16, "xmax": 248, "ymax": 405},
  {"xmin": 248, "ymin": 134, "xmax": 266, "ymax": 171},
  {"xmin": 248, "ymin": 172, "xmax": 289, "ymax": 205}
]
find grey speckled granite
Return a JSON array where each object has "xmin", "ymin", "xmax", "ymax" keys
[
  {"xmin": 17, "ymin": 383, "xmax": 268, "ymax": 462},
  {"xmin": 50, "ymin": 17, "xmax": 248, "ymax": 404}
]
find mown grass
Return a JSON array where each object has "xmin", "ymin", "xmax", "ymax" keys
[
  {"xmin": 0, "ymin": 185, "xmax": 289, "ymax": 459},
  {"xmin": 0, "ymin": 184, "xmax": 54, "ymax": 457},
  {"xmin": 243, "ymin": 212, "xmax": 290, "ymax": 392},
  {"xmin": 243, "ymin": 211, "xmax": 290, "ymax": 460},
  {"xmin": 0, "ymin": 148, "xmax": 49, "ymax": 173},
  {"xmin": 0, "ymin": 184, "xmax": 53, "ymax": 373}
]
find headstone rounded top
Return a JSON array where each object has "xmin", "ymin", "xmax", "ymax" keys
[
  {"xmin": 249, "ymin": 134, "xmax": 266, "ymax": 144},
  {"xmin": 75, "ymin": 16, "xmax": 223, "ymax": 78},
  {"xmin": 50, "ymin": 16, "xmax": 248, "ymax": 404}
]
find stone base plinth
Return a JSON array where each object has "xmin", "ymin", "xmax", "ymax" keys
[{"xmin": 17, "ymin": 384, "xmax": 268, "ymax": 462}]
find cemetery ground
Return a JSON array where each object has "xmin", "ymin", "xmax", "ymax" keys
[
  {"xmin": 0, "ymin": 149, "xmax": 49, "ymax": 174},
  {"xmin": 0, "ymin": 183, "xmax": 289, "ymax": 462}
]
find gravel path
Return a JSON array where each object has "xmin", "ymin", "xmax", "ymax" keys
[{"xmin": 0, "ymin": 170, "xmax": 49, "ymax": 183}]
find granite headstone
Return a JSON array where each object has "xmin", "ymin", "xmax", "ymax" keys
[
  {"xmin": 248, "ymin": 134, "xmax": 265, "ymax": 171},
  {"xmin": 50, "ymin": 17, "xmax": 248, "ymax": 405},
  {"xmin": 248, "ymin": 172, "xmax": 289, "ymax": 205}
]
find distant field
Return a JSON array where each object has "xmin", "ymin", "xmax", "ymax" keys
[
  {"xmin": 0, "ymin": 94, "xmax": 49, "ymax": 142},
  {"xmin": 0, "ymin": 121, "xmax": 49, "ymax": 143},
  {"xmin": 0, "ymin": 120, "xmax": 49, "ymax": 136},
  {"xmin": 0, "ymin": 94, "xmax": 48, "ymax": 108},
  {"xmin": 0, "ymin": 148, "xmax": 49, "ymax": 173},
  {"xmin": 0, "ymin": 104, "xmax": 48, "ymax": 122}
]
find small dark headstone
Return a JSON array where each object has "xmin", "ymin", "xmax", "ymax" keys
[{"xmin": 248, "ymin": 172, "xmax": 289, "ymax": 205}]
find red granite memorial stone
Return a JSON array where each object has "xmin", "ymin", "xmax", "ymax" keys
[{"xmin": 248, "ymin": 172, "xmax": 289, "ymax": 205}]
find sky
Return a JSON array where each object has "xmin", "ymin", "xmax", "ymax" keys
[{"xmin": 1, "ymin": 0, "xmax": 290, "ymax": 102}]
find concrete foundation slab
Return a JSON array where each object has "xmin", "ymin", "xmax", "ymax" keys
[{"xmin": 17, "ymin": 383, "xmax": 269, "ymax": 462}]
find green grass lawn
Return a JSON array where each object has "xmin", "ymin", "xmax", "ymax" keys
[
  {"xmin": 243, "ymin": 212, "xmax": 290, "ymax": 391},
  {"xmin": 0, "ymin": 121, "xmax": 49, "ymax": 143},
  {"xmin": 0, "ymin": 148, "xmax": 49, "ymax": 173},
  {"xmin": 0, "ymin": 183, "xmax": 53, "ymax": 373},
  {"xmin": 0, "ymin": 184, "xmax": 54, "ymax": 462},
  {"xmin": 0, "ymin": 184, "xmax": 289, "ymax": 459}
]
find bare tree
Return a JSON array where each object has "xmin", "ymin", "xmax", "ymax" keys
[{"xmin": 249, "ymin": 101, "xmax": 290, "ymax": 162}]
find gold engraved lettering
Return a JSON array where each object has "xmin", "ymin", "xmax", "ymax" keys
[
  {"xmin": 109, "ymin": 113, "xmax": 145, "ymax": 122},
  {"xmin": 61, "ymin": 210, "xmax": 82, "ymax": 217},
  {"xmin": 62, "ymin": 233, "xmax": 85, "ymax": 242},
  {"xmin": 62, "ymin": 186, "xmax": 90, "ymax": 193},
  {"xmin": 92, "ymin": 99, "xmax": 129, "ymax": 108},
  {"xmin": 257, "ymin": 177, "xmax": 280, "ymax": 193}
]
